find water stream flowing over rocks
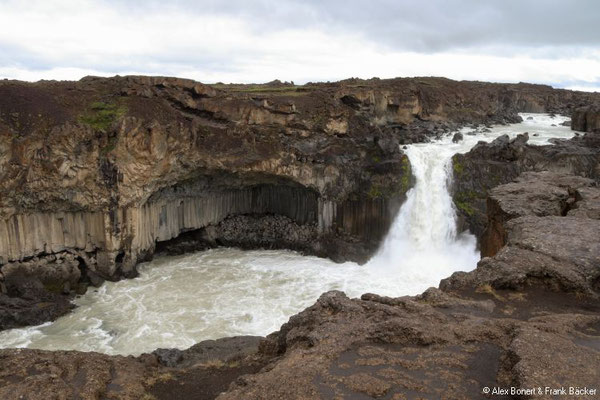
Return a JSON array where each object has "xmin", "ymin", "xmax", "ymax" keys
[{"xmin": 0, "ymin": 113, "xmax": 577, "ymax": 355}]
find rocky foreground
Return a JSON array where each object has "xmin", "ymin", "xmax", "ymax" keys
[{"xmin": 0, "ymin": 169, "xmax": 599, "ymax": 399}]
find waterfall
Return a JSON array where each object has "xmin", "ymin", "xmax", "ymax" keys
[
  {"xmin": 367, "ymin": 138, "xmax": 479, "ymax": 276},
  {"xmin": 369, "ymin": 112, "xmax": 576, "ymax": 275}
]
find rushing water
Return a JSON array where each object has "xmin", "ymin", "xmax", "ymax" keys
[{"xmin": 0, "ymin": 113, "xmax": 576, "ymax": 355}]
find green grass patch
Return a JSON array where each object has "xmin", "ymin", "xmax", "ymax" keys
[
  {"xmin": 454, "ymin": 190, "xmax": 481, "ymax": 216},
  {"xmin": 79, "ymin": 101, "xmax": 126, "ymax": 133},
  {"xmin": 455, "ymin": 199, "xmax": 476, "ymax": 216}
]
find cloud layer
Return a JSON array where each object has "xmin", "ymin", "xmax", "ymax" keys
[{"xmin": 1, "ymin": 0, "xmax": 599, "ymax": 90}]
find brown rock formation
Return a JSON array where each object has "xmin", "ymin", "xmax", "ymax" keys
[
  {"xmin": 452, "ymin": 131, "xmax": 600, "ymax": 240},
  {"xmin": 572, "ymin": 105, "xmax": 600, "ymax": 132},
  {"xmin": 217, "ymin": 173, "xmax": 600, "ymax": 399},
  {"xmin": 1, "ymin": 75, "xmax": 600, "ymax": 330},
  {"xmin": 481, "ymin": 171, "xmax": 597, "ymax": 257}
]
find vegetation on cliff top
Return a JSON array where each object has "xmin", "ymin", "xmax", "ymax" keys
[{"xmin": 79, "ymin": 101, "xmax": 126, "ymax": 133}]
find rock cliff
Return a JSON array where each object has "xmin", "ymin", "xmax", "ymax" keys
[
  {"xmin": 572, "ymin": 105, "xmax": 600, "ymax": 132},
  {"xmin": 451, "ymin": 131, "xmax": 600, "ymax": 240},
  {"xmin": 1, "ymin": 76, "xmax": 600, "ymax": 330}
]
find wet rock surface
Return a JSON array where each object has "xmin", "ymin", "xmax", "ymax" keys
[
  {"xmin": 0, "ymin": 271, "xmax": 74, "ymax": 330},
  {"xmin": 1, "ymin": 172, "xmax": 599, "ymax": 399}
]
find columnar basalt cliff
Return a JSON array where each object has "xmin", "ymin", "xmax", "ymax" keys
[{"xmin": 1, "ymin": 76, "xmax": 600, "ymax": 329}]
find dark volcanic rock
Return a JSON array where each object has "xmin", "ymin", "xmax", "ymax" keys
[
  {"xmin": 452, "ymin": 131, "xmax": 600, "ymax": 239},
  {"xmin": 13, "ymin": 75, "xmax": 600, "ymax": 329},
  {"xmin": 215, "ymin": 173, "xmax": 600, "ymax": 399},
  {"xmin": 572, "ymin": 105, "xmax": 600, "ymax": 132},
  {"xmin": 480, "ymin": 171, "xmax": 595, "ymax": 257},
  {"xmin": 219, "ymin": 286, "xmax": 599, "ymax": 399},
  {"xmin": 154, "ymin": 336, "xmax": 262, "ymax": 368},
  {"xmin": 0, "ymin": 271, "xmax": 73, "ymax": 330},
  {"xmin": 0, "ymin": 348, "xmax": 156, "ymax": 400},
  {"xmin": 452, "ymin": 132, "xmax": 464, "ymax": 143},
  {"xmin": 2, "ymin": 75, "xmax": 600, "ymax": 287},
  {"xmin": 444, "ymin": 215, "xmax": 600, "ymax": 295},
  {"xmin": 446, "ymin": 172, "xmax": 600, "ymax": 295}
]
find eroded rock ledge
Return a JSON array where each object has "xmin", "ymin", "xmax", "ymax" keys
[
  {"xmin": 0, "ymin": 171, "xmax": 598, "ymax": 399},
  {"xmin": 452, "ymin": 130, "xmax": 600, "ymax": 239}
]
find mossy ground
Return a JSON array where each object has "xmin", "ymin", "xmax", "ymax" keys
[
  {"xmin": 79, "ymin": 101, "xmax": 126, "ymax": 133},
  {"xmin": 368, "ymin": 155, "xmax": 413, "ymax": 199},
  {"xmin": 368, "ymin": 184, "xmax": 383, "ymax": 198}
]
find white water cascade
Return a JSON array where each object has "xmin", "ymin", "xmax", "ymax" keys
[
  {"xmin": 0, "ymin": 114, "xmax": 576, "ymax": 355},
  {"xmin": 366, "ymin": 138, "xmax": 480, "ymax": 279}
]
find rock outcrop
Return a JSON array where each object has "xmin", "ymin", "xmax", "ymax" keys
[
  {"xmin": 1, "ymin": 172, "xmax": 599, "ymax": 399},
  {"xmin": 0, "ymin": 270, "xmax": 74, "ymax": 330},
  {"xmin": 572, "ymin": 105, "xmax": 600, "ymax": 132},
  {"xmin": 452, "ymin": 131, "xmax": 600, "ymax": 239},
  {"xmin": 480, "ymin": 171, "xmax": 597, "ymax": 257},
  {"xmin": 217, "ymin": 173, "xmax": 600, "ymax": 399}
]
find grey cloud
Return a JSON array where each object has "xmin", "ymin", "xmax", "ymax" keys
[
  {"xmin": 2, "ymin": 0, "xmax": 600, "ymax": 86},
  {"xmin": 108, "ymin": 0, "xmax": 600, "ymax": 53}
]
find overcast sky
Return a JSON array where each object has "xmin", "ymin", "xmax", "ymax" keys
[{"xmin": 1, "ymin": 0, "xmax": 599, "ymax": 91}]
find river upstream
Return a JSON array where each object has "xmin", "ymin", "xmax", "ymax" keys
[{"xmin": 0, "ymin": 113, "xmax": 575, "ymax": 355}]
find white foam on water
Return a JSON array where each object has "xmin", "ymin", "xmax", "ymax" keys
[{"xmin": 0, "ymin": 113, "xmax": 576, "ymax": 355}]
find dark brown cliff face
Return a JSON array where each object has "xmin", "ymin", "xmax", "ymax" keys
[
  {"xmin": 1, "ymin": 76, "xmax": 600, "ymax": 330},
  {"xmin": 572, "ymin": 105, "xmax": 600, "ymax": 132},
  {"xmin": 451, "ymin": 131, "xmax": 600, "ymax": 241},
  {"xmin": 0, "ymin": 76, "xmax": 416, "ymax": 291}
]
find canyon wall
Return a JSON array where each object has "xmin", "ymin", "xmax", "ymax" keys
[
  {"xmin": 1, "ymin": 75, "xmax": 600, "ymax": 296},
  {"xmin": 451, "ymin": 130, "xmax": 600, "ymax": 240},
  {"xmin": 572, "ymin": 105, "xmax": 600, "ymax": 132}
]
